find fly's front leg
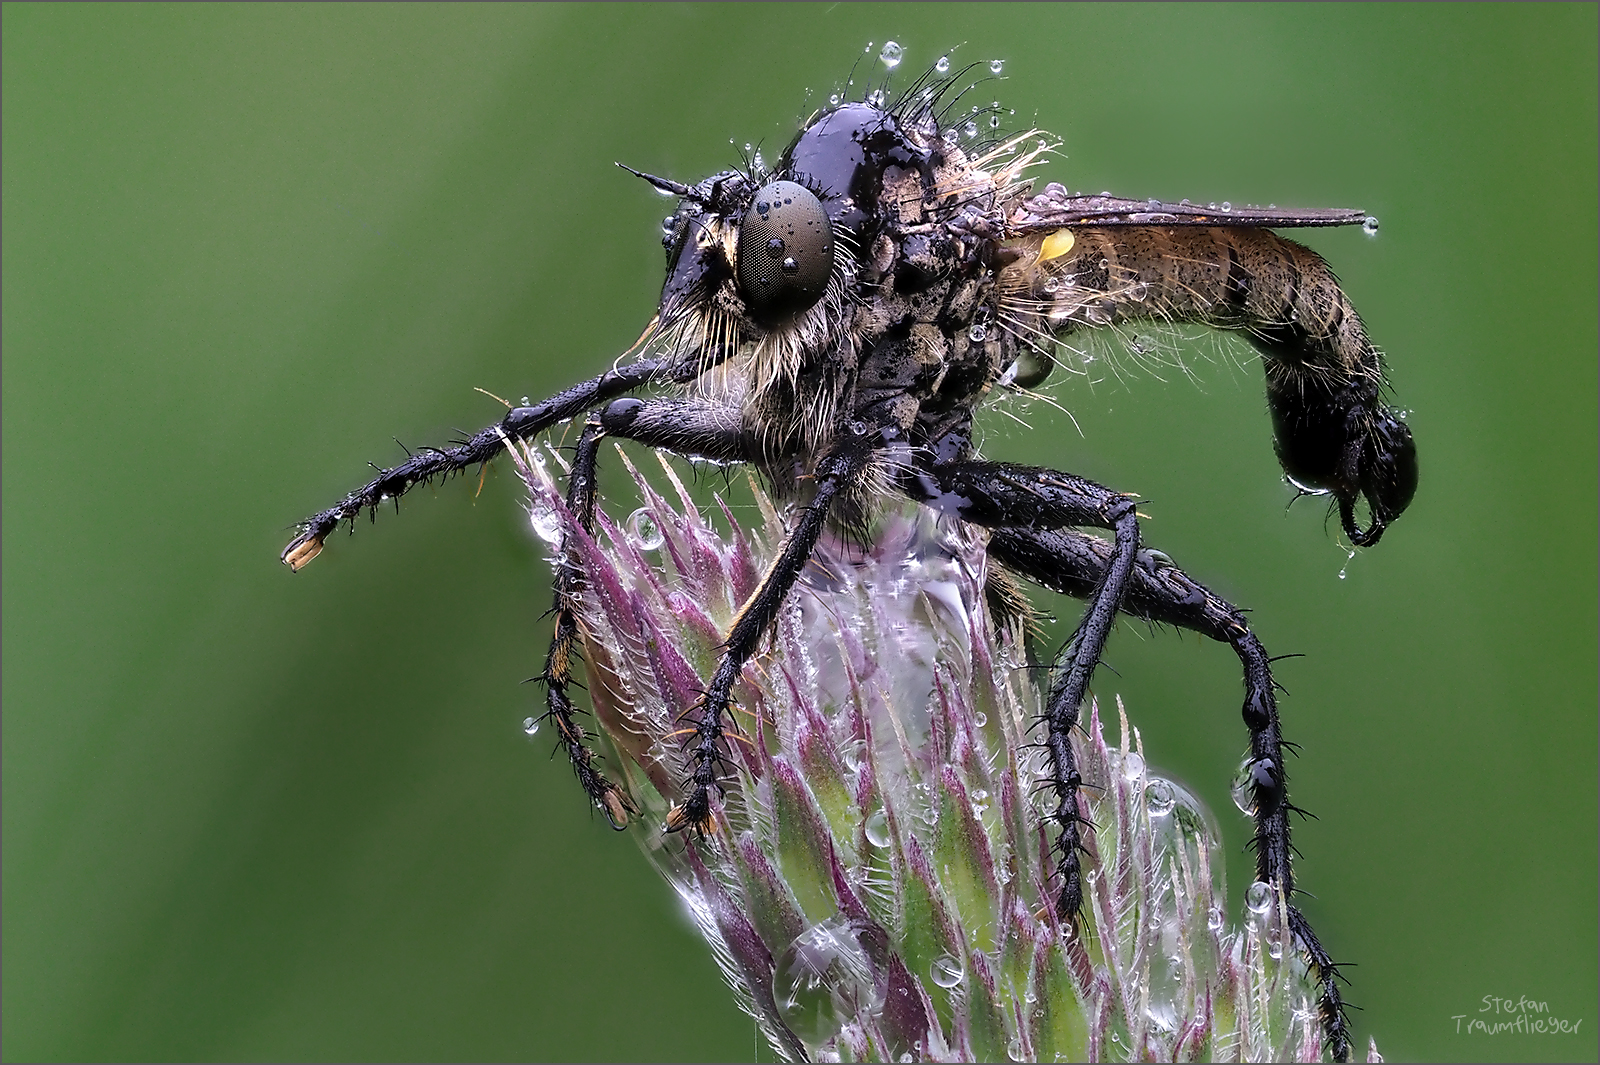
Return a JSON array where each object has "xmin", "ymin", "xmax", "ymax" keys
[
  {"xmin": 540, "ymin": 420, "xmax": 636, "ymax": 829},
  {"xmin": 903, "ymin": 459, "xmax": 1140, "ymax": 922},
  {"xmin": 988, "ymin": 526, "xmax": 1352, "ymax": 1062},
  {"xmin": 281, "ymin": 358, "xmax": 663, "ymax": 570}
]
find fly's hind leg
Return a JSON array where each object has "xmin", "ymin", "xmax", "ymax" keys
[{"xmin": 987, "ymin": 526, "xmax": 1352, "ymax": 1063}]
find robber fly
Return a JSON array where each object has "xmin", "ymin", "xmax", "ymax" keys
[{"xmin": 282, "ymin": 61, "xmax": 1415, "ymax": 1062}]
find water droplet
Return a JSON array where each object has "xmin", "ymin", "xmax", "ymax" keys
[
  {"xmin": 1246, "ymin": 880, "xmax": 1274, "ymax": 915},
  {"xmin": 930, "ymin": 954, "xmax": 965, "ymax": 988},
  {"xmin": 1338, "ymin": 548, "xmax": 1356, "ymax": 580},
  {"xmin": 1208, "ymin": 905, "xmax": 1225, "ymax": 932},
  {"xmin": 1007, "ymin": 1035, "xmax": 1026, "ymax": 1061},
  {"xmin": 867, "ymin": 88, "xmax": 886, "ymax": 108},
  {"xmin": 962, "ymin": 119, "xmax": 979, "ymax": 138},
  {"xmin": 519, "ymin": 396, "xmax": 532, "ymax": 407},
  {"xmin": 1232, "ymin": 761, "xmax": 1255, "ymax": 815},
  {"xmin": 968, "ymin": 321, "xmax": 987, "ymax": 343},
  {"xmin": 1120, "ymin": 750, "xmax": 1145, "ymax": 783},
  {"xmin": 1042, "ymin": 276, "xmax": 1060, "ymax": 294},
  {"xmin": 627, "ymin": 507, "xmax": 665, "ymax": 551},
  {"xmin": 829, "ymin": 92, "xmax": 841, "ymax": 107},
  {"xmin": 775, "ymin": 920, "xmax": 883, "ymax": 1047},
  {"xmin": 522, "ymin": 716, "xmax": 540, "ymax": 738},
  {"xmin": 530, "ymin": 506, "xmax": 562, "ymax": 544},
  {"xmin": 973, "ymin": 711, "xmax": 988, "ymax": 728},
  {"xmin": 864, "ymin": 808, "xmax": 891, "ymax": 847},
  {"xmin": 989, "ymin": 114, "xmax": 1001, "ymax": 129},
  {"xmin": 935, "ymin": 55, "xmax": 951, "ymax": 74},
  {"xmin": 1363, "ymin": 215, "xmax": 1380, "ymax": 235},
  {"xmin": 1129, "ymin": 334, "xmax": 1156, "ymax": 355},
  {"xmin": 1146, "ymin": 778, "xmax": 1176, "ymax": 817},
  {"xmin": 879, "ymin": 40, "xmax": 903, "ymax": 69},
  {"xmin": 988, "ymin": 59, "xmax": 1005, "ymax": 75},
  {"xmin": 1221, "ymin": 201, "xmax": 1233, "ymax": 212}
]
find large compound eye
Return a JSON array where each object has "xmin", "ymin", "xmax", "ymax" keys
[{"xmin": 735, "ymin": 180, "xmax": 834, "ymax": 319}]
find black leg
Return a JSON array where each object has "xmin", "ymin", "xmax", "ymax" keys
[
  {"xmin": 987, "ymin": 526, "xmax": 1351, "ymax": 1063},
  {"xmin": 539, "ymin": 421, "xmax": 636, "ymax": 828},
  {"xmin": 902, "ymin": 460, "xmax": 1140, "ymax": 925},
  {"xmin": 656, "ymin": 427, "xmax": 875, "ymax": 833},
  {"xmin": 282, "ymin": 359, "xmax": 663, "ymax": 570},
  {"xmin": 546, "ymin": 396, "xmax": 854, "ymax": 836},
  {"xmin": 539, "ymin": 397, "xmax": 762, "ymax": 828}
]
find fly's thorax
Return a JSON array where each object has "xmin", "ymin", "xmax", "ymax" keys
[{"xmin": 654, "ymin": 101, "xmax": 1043, "ymax": 469}]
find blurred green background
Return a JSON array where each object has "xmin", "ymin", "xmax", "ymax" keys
[{"xmin": 5, "ymin": 4, "xmax": 1594, "ymax": 1062}]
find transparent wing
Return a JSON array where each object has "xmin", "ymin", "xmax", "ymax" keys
[{"xmin": 1010, "ymin": 182, "xmax": 1369, "ymax": 231}]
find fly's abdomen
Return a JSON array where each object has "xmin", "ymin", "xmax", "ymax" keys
[{"xmin": 1014, "ymin": 225, "xmax": 1416, "ymax": 545}]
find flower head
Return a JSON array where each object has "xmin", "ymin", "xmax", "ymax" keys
[{"xmin": 513, "ymin": 441, "xmax": 1377, "ymax": 1063}]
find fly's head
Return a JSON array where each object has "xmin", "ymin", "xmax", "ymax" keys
[{"xmin": 634, "ymin": 80, "xmax": 1054, "ymax": 453}]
